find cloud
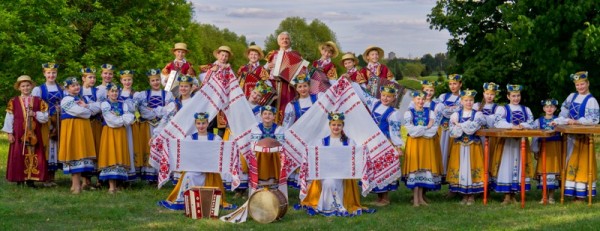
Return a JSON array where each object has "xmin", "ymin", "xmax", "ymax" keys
[
  {"xmin": 319, "ymin": 11, "xmax": 361, "ymax": 21},
  {"xmin": 191, "ymin": 3, "xmax": 222, "ymax": 12},
  {"xmin": 227, "ymin": 7, "xmax": 284, "ymax": 18}
]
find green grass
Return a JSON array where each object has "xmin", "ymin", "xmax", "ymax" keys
[
  {"xmin": 399, "ymin": 75, "xmax": 444, "ymax": 90},
  {"xmin": 2, "ymin": 133, "xmax": 600, "ymax": 230}
]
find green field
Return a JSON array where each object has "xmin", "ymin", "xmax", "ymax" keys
[
  {"xmin": 399, "ymin": 75, "xmax": 443, "ymax": 90},
  {"xmin": 1, "ymin": 133, "xmax": 600, "ymax": 230}
]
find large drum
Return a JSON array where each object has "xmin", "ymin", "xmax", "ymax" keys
[{"xmin": 248, "ymin": 188, "xmax": 288, "ymax": 223}]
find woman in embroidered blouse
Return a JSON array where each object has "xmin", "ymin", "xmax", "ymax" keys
[
  {"xmin": 491, "ymin": 84, "xmax": 535, "ymax": 204},
  {"xmin": 298, "ymin": 112, "xmax": 372, "ymax": 216},
  {"xmin": 403, "ymin": 91, "xmax": 442, "ymax": 207},
  {"xmin": 98, "ymin": 83, "xmax": 135, "ymax": 193},
  {"xmin": 447, "ymin": 89, "xmax": 486, "ymax": 205},
  {"xmin": 58, "ymin": 77, "xmax": 98, "ymax": 194},
  {"xmin": 554, "ymin": 71, "xmax": 599, "ymax": 202}
]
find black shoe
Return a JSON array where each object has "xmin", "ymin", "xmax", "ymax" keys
[{"xmin": 26, "ymin": 180, "xmax": 37, "ymax": 188}]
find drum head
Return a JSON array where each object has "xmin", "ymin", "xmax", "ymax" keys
[{"xmin": 248, "ymin": 190, "xmax": 281, "ymax": 223}]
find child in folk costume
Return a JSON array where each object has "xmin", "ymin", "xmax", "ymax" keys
[
  {"xmin": 200, "ymin": 46, "xmax": 234, "ymax": 137},
  {"xmin": 531, "ymin": 99, "xmax": 562, "ymax": 204},
  {"xmin": 436, "ymin": 74, "xmax": 463, "ymax": 183},
  {"xmin": 475, "ymin": 82, "xmax": 500, "ymax": 169},
  {"xmin": 98, "ymin": 83, "xmax": 135, "ymax": 193},
  {"xmin": 298, "ymin": 112, "xmax": 373, "ymax": 216},
  {"xmin": 250, "ymin": 106, "xmax": 285, "ymax": 184},
  {"xmin": 237, "ymin": 45, "xmax": 270, "ymax": 98},
  {"xmin": 96, "ymin": 64, "xmax": 115, "ymax": 97},
  {"xmin": 312, "ymin": 41, "xmax": 339, "ymax": 80},
  {"xmin": 491, "ymin": 84, "xmax": 535, "ymax": 204},
  {"xmin": 403, "ymin": 91, "xmax": 442, "ymax": 207},
  {"xmin": 358, "ymin": 46, "xmax": 395, "ymax": 88},
  {"xmin": 59, "ymin": 77, "xmax": 97, "ymax": 194},
  {"xmin": 159, "ymin": 113, "xmax": 234, "ymax": 210},
  {"xmin": 447, "ymin": 89, "xmax": 486, "ymax": 205},
  {"xmin": 117, "ymin": 70, "xmax": 140, "ymax": 180},
  {"xmin": 161, "ymin": 43, "xmax": 196, "ymax": 85},
  {"xmin": 339, "ymin": 52, "xmax": 364, "ymax": 85},
  {"xmin": 352, "ymin": 82, "xmax": 403, "ymax": 206},
  {"xmin": 32, "ymin": 62, "xmax": 63, "ymax": 187},
  {"xmin": 248, "ymin": 81, "xmax": 273, "ymax": 121},
  {"xmin": 554, "ymin": 71, "xmax": 599, "ymax": 201},
  {"xmin": 80, "ymin": 67, "xmax": 103, "ymax": 189},
  {"xmin": 135, "ymin": 69, "xmax": 174, "ymax": 182},
  {"xmin": 3, "ymin": 75, "xmax": 49, "ymax": 187}
]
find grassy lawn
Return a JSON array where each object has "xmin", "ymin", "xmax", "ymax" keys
[
  {"xmin": 1, "ymin": 133, "xmax": 600, "ymax": 230},
  {"xmin": 399, "ymin": 75, "xmax": 443, "ymax": 90}
]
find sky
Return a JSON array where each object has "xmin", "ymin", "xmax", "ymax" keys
[{"xmin": 189, "ymin": 0, "xmax": 451, "ymax": 59}]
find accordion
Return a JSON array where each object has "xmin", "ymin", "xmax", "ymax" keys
[
  {"xmin": 184, "ymin": 186, "xmax": 222, "ymax": 219},
  {"xmin": 272, "ymin": 51, "xmax": 309, "ymax": 83},
  {"xmin": 366, "ymin": 77, "xmax": 405, "ymax": 108},
  {"xmin": 308, "ymin": 68, "xmax": 331, "ymax": 94}
]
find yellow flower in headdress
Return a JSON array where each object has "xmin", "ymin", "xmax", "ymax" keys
[
  {"xmin": 410, "ymin": 90, "xmax": 427, "ymax": 98},
  {"xmin": 146, "ymin": 68, "xmax": 162, "ymax": 79},
  {"xmin": 291, "ymin": 73, "xmax": 310, "ymax": 86},
  {"xmin": 194, "ymin": 112, "xmax": 209, "ymax": 121},
  {"xmin": 506, "ymin": 84, "xmax": 523, "ymax": 93},
  {"xmin": 328, "ymin": 112, "xmax": 345, "ymax": 122},
  {"xmin": 483, "ymin": 82, "xmax": 499, "ymax": 94},
  {"xmin": 261, "ymin": 105, "xmax": 276, "ymax": 114},
  {"xmin": 447, "ymin": 74, "xmax": 462, "ymax": 82},
  {"xmin": 254, "ymin": 80, "xmax": 273, "ymax": 94},
  {"xmin": 101, "ymin": 64, "xmax": 115, "ymax": 72},
  {"xmin": 42, "ymin": 62, "xmax": 59, "ymax": 71},
  {"xmin": 81, "ymin": 67, "xmax": 96, "ymax": 75},
  {"xmin": 541, "ymin": 99, "xmax": 559, "ymax": 106},
  {"xmin": 420, "ymin": 80, "xmax": 438, "ymax": 89},
  {"xmin": 120, "ymin": 70, "xmax": 134, "ymax": 79},
  {"xmin": 177, "ymin": 74, "xmax": 194, "ymax": 85},
  {"xmin": 380, "ymin": 84, "xmax": 397, "ymax": 96}
]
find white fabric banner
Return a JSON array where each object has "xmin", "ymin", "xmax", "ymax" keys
[
  {"xmin": 307, "ymin": 146, "xmax": 367, "ymax": 180},
  {"xmin": 168, "ymin": 140, "xmax": 237, "ymax": 175}
]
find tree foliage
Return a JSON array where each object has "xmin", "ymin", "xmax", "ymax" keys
[
  {"xmin": 428, "ymin": 0, "xmax": 600, "ymax": 113},
  {"xmin": 264, "ymin": 17, "xmax": 342, "ymax": 71}
]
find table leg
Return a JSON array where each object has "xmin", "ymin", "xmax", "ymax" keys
[
  {"xmin": 542, "ymin": 138, "xmax": 547, "ymax": 205},
  {"xmin": 588, "ymin": 135, "xmax": 593, "ymax": 206},
  {"xmin": 484, "ymin": 137, "xmax": 489, "ymax": 205},
  {"xmin": 521, "ymin": 137, "xmax": 526, "ymax": 209},
  {"xmin": 561, "ymin": 135, "xmax": 567, "ymax": 204}
]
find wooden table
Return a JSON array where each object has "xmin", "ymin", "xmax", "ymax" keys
[
  {"xmin": 476, "ymin": 129, "xmax": 557, "ymax": 208},
  {"xmin": 555, "ymin": 125, "xmax": 600, "ymax": 206}
]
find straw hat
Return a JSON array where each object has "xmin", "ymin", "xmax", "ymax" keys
[
  {"xmin": 319, "ymin": 41, "xmax": 339, "ymax": 58},
  {"xmin": 245, "ymin": 45, "xmax": 264, "ymax": 60},
  {"xmin": 362, "ymin": 46, "xmax": 384, "ymax": 62},
  {"xmin": 213, "ymin": 46, "xmax": 233, "ymax": 59},
  {"xmin": 14, "ymin": 75, "xmax": 35, "ymax": 90},
  {"xmin": 171, "ymin": 43, "xmax": 189, "ymax": 53},
  {"xmin": 340, "ymin": 52, "xmax": 359, "ymax": 66}
]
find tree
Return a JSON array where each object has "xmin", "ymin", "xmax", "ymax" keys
[
  {"xmin": 403, "ymin": 63, "xmax": 426, "ymax": 78},
  {"xmin": 428, "ymin": 1, "xmax": 600, "ymax": 113},
  {"xmin": 180, "ymin": 24, "xmax": 249, "ymax": 70},
  {"xmin": 264, "ymin": 17, "xmax": 341, "ymax": 72}
]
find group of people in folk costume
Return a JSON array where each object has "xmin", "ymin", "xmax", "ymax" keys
[{"xmin": 3, "ymin": 29, "xmax": 598, "ymax": 217}]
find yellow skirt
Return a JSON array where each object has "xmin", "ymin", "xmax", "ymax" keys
[
  {"xmin": 41, "ymin": 122, "xmax": 51, "ymax": 158},
  {"xmin": 535, "ymin": 140, "xmax": 562, "ymax": 176},
  {"xmin": 90, "ymin": 119, "xmax": 103, "ymax": 156},
  {"xmin": 166, "ymin": 172, "xmax": 231, "ymax": 207},
  {"xmin": 566, "ymin": 136, "xmax": 597, "ymax": 183},
  {"xmin": 58, "ymin": 118, "xmax": 96, "ymax": 162},
  {"xmin": 403, "ymin": 136, "xmax": 442, "ymax": 176},
  {"xmin": 447, "ymin": 141, "xmax": 485, "ymax": 193},
  {"xmin": 257, "ymin": 152, "xmax": 281, "ymax": 181},
  {"xmin": 97, "ymin": 126, "xmax": 130, "ymax": 168},
  {"xmin": 490, "ymin": 138, "xmax": 534, "ymax": 178},
  {"xmin": 300, "ymin": 179, "xmax": 365, "ymax": 214},
  {"xmin": 133, "ymin": 121, "xmax": 151, "ymax": 168}
]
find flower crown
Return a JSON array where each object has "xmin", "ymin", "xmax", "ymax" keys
[
  {"xmin": 81, "ymin": 67, "xmax": 96, "ymax": 74},
  {"xmin": 260, "ymin": 105, "xmax": 277, "ymax": 114},
  {"xmin": 146, "ymin": 68, "xmax": 162, "ymax": 77},
  {"xmin": 410, "ymin": 90, "xmax": 427, "ymax": 98},
  {"xmin": 506, "ymin": 84, "xmax": 523, "ymax": 92},
  {"xmin": 177, "ymin": 75, "xmax": 194, "ymax": 84},
  {"xmin": 101, "ymin": 63, "xmax": 115, "ymax": 71},
  {"xmin": 120, "ymin": 70, "xmax": 134, "ymax": 78},
  {"xmin": 460, "ymin": 89, "xmax": 477, "ymax": 98},
  {"xmin": 63, "ymin": 77, "xmax": 79, "ymax": 87},
  {"xmin": 328, "ymin": 112, "xmax": 345, "ymax": 121},
  {"xmin": 291, "ymin": 73, "xmax": 310, "ymax": 86},
  {"xmin": 570, "ymin": 71, "xmax": 588, "ymax": 82},
  {"xmin": 254, "ymin": 80, "xmax": 273, "ymax": 94},
  {"xmin": 106, "ymin": 82, "xmax": 121, "ymax": 91},
  {"xmin": 420, "ymin": 80, "xmax": 438, "ymax": 88},
  {"xmin": 42, "ymin": 62, "xmax": 59, "ymax": 70},
  {"xmin": 380, "ymin": 84, "xmax": 397, "ymax": 95},
  {"xmin": 447, "ymin": 74, "xmax": 462, "ymax": 82},
  {"xmin": 541, "ymin": 99, "xmax": 559, "ymax": 106},
  {"xmin": 483, "ymin": 82, "xmax": 499, "ymax": 92},
  {"xmin": 194, "ymin": 112, "xmax": 209, "ymax": 121}
]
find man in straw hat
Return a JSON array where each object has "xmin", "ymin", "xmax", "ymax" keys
[
  {"xmin": 3, "ymin": 75, "xmax": 50, "ymax": 187},
  {"xmin": 237, "ymin": 45, "xmax": 270, "ymax": 99}
]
